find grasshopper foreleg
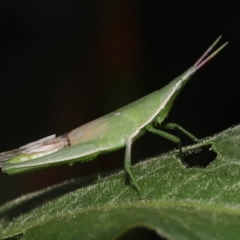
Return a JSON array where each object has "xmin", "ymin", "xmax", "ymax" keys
[
  {"xmin": 146, "ymin": 124, "xmax": 182, "ymax": 155},
  {"xmin": 162, "ymin": 123, "xmax": 200, "ymax": 142}
]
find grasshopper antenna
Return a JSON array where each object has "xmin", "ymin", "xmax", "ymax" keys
[{"xmin": 194, "ymin": 36, "xmax": 228, "ymax": 71}]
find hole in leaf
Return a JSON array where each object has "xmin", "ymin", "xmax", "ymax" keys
[
  {"xmin": 181, "ymin": 144, "xmax": 217, "ymax": 168},
  {"xmin": 116, "ymin": 227, "xmax": 167, "ymax": 240}
]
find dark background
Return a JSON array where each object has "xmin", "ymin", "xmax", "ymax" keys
[{"xmin": 0, "ymin": 1, "xmax": 239, "ymax": 205}]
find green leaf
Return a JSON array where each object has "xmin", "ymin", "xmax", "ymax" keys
[{"xmin": 1, "ymin": 125, "xmax": 240, "ymax": 240}]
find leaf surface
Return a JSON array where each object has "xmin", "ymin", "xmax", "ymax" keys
[{"xmin": 1, "ymin": 125, "xmax": 240, "ymax": 240}]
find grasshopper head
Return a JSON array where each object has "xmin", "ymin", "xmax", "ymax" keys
[{"xmin": 156, "ymin": 36, "xmax": 227, "ymax": 123}]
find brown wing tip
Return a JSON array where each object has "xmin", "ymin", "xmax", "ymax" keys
[{"xmin": 0, "ymin": 149, "xmax": 20, "ymax": 166}]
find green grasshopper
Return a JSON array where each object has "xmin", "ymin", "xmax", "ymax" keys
[{"xmin": 0, "ymin": 36, "xmax": 227, "ymax": 191}]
